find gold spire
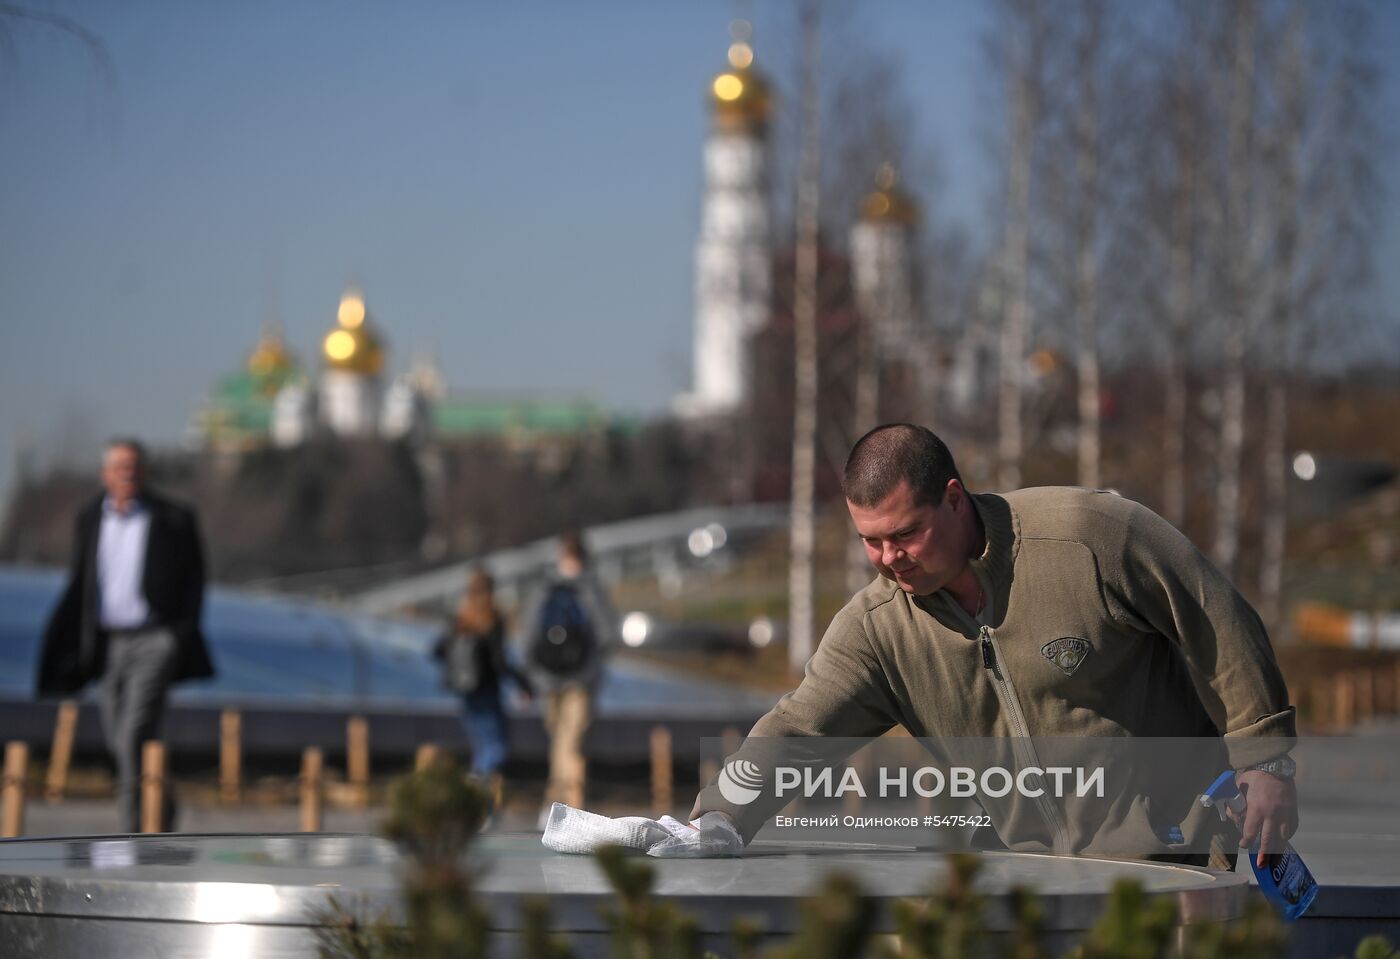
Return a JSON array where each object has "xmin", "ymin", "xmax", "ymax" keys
[
  {"xmin": 337, "ymin": 291, "xmax": 366, "ymax": 329},
  {"xmin": 323, "ymin": 288, "xmax": 385, "ymax": 375},
  {"xmin": 710, "ymin": 20, "xmax": 771, "ymax": 130},
  {"xmin": 248, "ymin": 325, "xmax": 295, "ymax": 379},
  {"xmin": 861, "ymin": 163, "xmax": 919, "ymax": 226}
]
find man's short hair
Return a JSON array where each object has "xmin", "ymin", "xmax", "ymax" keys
[
  {"xmin": 843, "ymin": 424, "xmax": 963, "ymax": 508},
  {"xmin": 105, "ymin": 437, "xmax": 148, "ymax": 463}
]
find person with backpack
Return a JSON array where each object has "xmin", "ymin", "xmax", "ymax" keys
[
  {"xmin": 518, "ymin": 529, "xmax": 616, "ymax": 822},
  {"xmin": 433, "ymin": 568, "xmax": 533, "ymax": 798}
]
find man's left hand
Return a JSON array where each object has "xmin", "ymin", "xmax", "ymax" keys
[{"xmin": 1234, "ymin": 769, "xmax": 1299, "ymax": 868}]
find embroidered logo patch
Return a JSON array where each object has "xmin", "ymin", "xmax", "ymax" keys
[{"xmin": 1041, "ymin": 637, "xmax": 1091, "ymax": 676}]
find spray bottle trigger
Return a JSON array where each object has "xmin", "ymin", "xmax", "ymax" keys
[{"xmin": 1199, "ymin": 770, "xmax": 1245, "ymax": 823}]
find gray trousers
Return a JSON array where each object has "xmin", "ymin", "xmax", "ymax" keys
[{"xmin": 98, "ymin": 628, "xmax": 177, "ymax": 832}]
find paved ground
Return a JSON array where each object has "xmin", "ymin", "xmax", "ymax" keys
[
  {"xmin": 1277, "ymin": 781, "xmax": 1399, "ymax": 884},
  {"xmin": 1284, "ymin": 720, "xmax": 1400, "ymax": 884}
]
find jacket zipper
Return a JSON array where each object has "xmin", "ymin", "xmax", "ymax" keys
[{"xmin": 979, "ymin": 624, "xmax": 1072, "ymax": 853}]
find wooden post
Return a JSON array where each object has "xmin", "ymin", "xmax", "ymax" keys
[
  {"xmin": 650, "ymin": 726, "xmax": 673, "ymax": 814},
  {"xmin": 45, "ymin": 701, "xmax": 79, "ymax": 803},
  {"xmin": 2, "ymin": 742, "xmax": 28, "ymax": 838},
  {"xmin": 300, "ymin": 747, "xmax": 323, "ymax": 832},
  {"xmin": 140, "ymin": 741, "xmax": 166, "ymax": 834},
  {"xmin": 347, "ymin": 716, "xmax": 369, "ymax": 809},
  {"xmin": 220, "ymin": 709, "xmax": 241, "ymax": 804},
  {"xmin": 722, "ymin": 726, "xmax": 742, "ymax": 758},
  {"xmin": 415, "ymin": 743, "xmax": 442, "ymax": 772},
  {"xmin": 1308, "ymin": 680, "xmax": 1328, "ymax": 730},
  {"xmin": 1358, "ymin": 669, "xmax": 1376, "ymax": 722},
  {"xmin": 1334, "ymin": 673, "xmax": 1355, "ymax": 730},
  {"xmin": 699, "ymin": 758, "xmax": 719, "ymax": 791}
]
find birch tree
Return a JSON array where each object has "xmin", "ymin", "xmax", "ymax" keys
[
  {"xmin": 788, "ymin": 0, "xmax": 821, "ymax": 673},
  {"xmin": 990, "ymin": 0, "xmax": 1048, "ymax": 492},
  {"xmin": 1070, "ymin": 0, "xmax": 1105, "ymax": 490},
  {"xmin": 1155, "ymin": 2, "xmax": 1213, "ymax": 531},
  {"xmin": 1035, "ymin": 0, "xmax": 1113, "ymax": 489},
  {"xmin": 1257, "ymin": 1, "xmax": 1304, "ymax": 633},
  {"xmin": 1211, "ymin": 0, "xmax": 1258, "ymax": 578},
  {"xmin": 1162, "ymin": 61, "xmax": 1205, "ymax": 529}
]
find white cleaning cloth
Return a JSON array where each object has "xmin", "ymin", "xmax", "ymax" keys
[
  {"xmin": 647, "ymin": 811, "xmax": 743, "ymax": 859},
  {"xmin": 540, "ymin": 803, "xmax": 673, "ymax": 855}
]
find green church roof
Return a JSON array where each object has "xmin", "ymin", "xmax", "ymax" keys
[{"xmin": 432, "ymin": 394, "xmax": 605, "ymax": 436}]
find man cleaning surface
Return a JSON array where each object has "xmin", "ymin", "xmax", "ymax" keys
[{"xmin": 544, "ymin": 424, "xmax": 1297, "ymax": 866}]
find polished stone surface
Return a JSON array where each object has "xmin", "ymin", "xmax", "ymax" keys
[
  {"xmin": 18, "ymin": 832, "xmax": 1400, "ymax": 958},
  {"xmin": 0, "ymin": 832, "xmax": 1247, "ymax": 930}
]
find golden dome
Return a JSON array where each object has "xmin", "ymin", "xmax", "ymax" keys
[
  {"xmin": 248, "ymin": 328, "xmax": 295, "ymax": 379},
  {"xmin": 323, "ymin": 290, "xmax": 385, "ymax": 375},
  {"xmin": 861, "ymin": 164, "xmax": 919, "ymax": 226},
  {"xmin": 710, "ymin": 28, "xmax": 771, "ymax": 130}
]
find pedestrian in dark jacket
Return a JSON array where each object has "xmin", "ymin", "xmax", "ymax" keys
[
  {"xmin": 434, "ymin": 568, "xmax": 533, "ymax": 792},
  {"xmin": 36, "ymin": 439, "xmax": 212, "ymax": 832}
]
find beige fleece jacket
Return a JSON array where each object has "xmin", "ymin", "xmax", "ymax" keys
[{"xmin": 692, "ymin": 487, "xmax": 1296, "ymax": 855}]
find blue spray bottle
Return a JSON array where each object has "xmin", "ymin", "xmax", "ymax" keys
[{"xmin": 1199, "ymin": 770, "xmax": 1318, "ymax": 921}]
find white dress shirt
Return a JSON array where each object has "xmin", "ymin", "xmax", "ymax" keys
[{"xmin": 97, "ymin": 497, "xmax": 151, "ymax": 630}]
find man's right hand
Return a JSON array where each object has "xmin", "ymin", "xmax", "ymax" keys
[{"xmin": 647, "ymin": 811, "xmax": 743, "ymax": 859}]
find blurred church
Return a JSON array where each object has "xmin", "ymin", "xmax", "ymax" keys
[
  {"xmin": 193, "ymin": 289, "xmax": 606, "ymax": 455},
  {"xmin": 194, "ymin": 21, "xmax": 992, "ymax": 485},
  {"xmin": 195, "ymin": 290, "xmax": 432, "ymax": 450}
]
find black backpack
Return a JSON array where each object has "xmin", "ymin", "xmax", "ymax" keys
[
  {"xmin": 529, "ymin": 583, "xmax": 595, "ymax": 677},
  {"xmin": 443, "ymin": 631, "xmax": 485, "ymax": 693}
]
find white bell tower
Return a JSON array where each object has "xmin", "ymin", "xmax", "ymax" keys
[
  {"xmin": 678, "ymin": 23, "xmax": 773, "ymax": 418},
  {"xmin": 851, "ymin": 165, "xmax": 919, "ymax": 357}
]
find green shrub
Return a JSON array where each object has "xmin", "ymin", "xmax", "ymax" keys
[
  {"xmin": 1346, "ymin": 936, "xmax": 1399, "ymax": 959},
  {"xmin": 314, "ymin": 762, "xmax": 1385, "ymax": 959}
]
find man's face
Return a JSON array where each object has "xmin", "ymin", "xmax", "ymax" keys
[
  {"xmin": 848, "ymin": 480, "xmax": 968, "ymax": 596},
  {"xmin": 101, "ymin": 445, "xmax": 144, "ymax": 506}
]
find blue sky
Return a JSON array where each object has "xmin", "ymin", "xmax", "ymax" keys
[{"xmin": 1, "ymin": 0, "xmax": 1395, "ymax": 494}]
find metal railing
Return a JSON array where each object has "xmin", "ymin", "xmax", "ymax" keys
[{"xmin": 348, "ymin": 503, "xmax": 791, "ymax": 616}]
